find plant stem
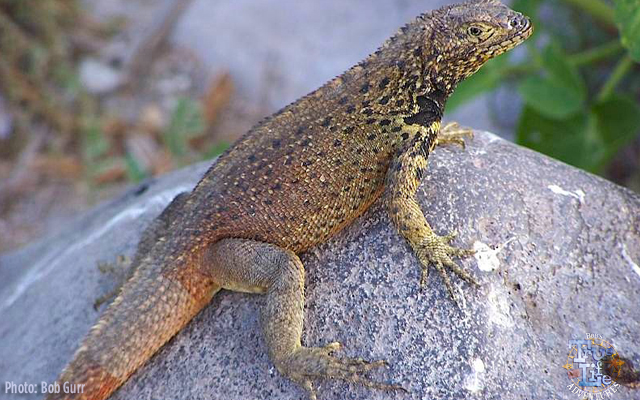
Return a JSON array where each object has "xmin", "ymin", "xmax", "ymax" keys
[
  {"xmin": 597, "ymin": 55, "xmax": 635, "ymax": 101},
  {"xmin": 569, "ymin": 41, "xmax": 624, "ymax": 66},
  {"xmin": 559, "ymin": 0, "xmax": 615, "ymax": 28}
]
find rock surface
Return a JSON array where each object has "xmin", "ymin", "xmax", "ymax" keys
[{"xmin": 1, "ymin": 131, "xmax": 639, "ymax": 400}]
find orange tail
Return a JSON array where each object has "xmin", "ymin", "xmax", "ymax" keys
[{"xmin": 47, "ymin": 259, "xmax": 220, "ymax": 400}]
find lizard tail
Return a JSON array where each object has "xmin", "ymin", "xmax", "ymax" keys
[{"xmin": 46, "ymin": 259, "xmax": 221, "ymax": 400}]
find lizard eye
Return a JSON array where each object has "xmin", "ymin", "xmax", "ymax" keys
[{"xmin": 468, "ymin": 26, "xmax": 483, "ymax": 37}]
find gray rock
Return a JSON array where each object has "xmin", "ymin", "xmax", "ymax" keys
[{"xmin": 1, "ymin": 131, "xmax": 639, "ymax": 400}]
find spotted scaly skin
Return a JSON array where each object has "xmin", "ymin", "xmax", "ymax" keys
[{"xmin": 47, "ymin": 1, "xmax": 532, "ymax": 399}]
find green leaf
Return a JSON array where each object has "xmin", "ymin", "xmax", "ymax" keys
[
  {"xmin": 124, "ymin": 152, "xmax": 148, "ymax": 183},
  {"xmin": 542, "ymin": 44, "xmax": 587, "ymax": 98},
  {"xmin": 82, "ymin": 120, "xmax": 109, "ymax": 162},
  {"xmin": 203, "ymin": 141, "xmax": 230, "ymax": 160},
  {"xmin": 591, "ymin": 94, "xmax": 640, "ymax": 169},
  {"xmin": 446, "ymin": 55, "xmax": 510, "ymax": 112},
  {"xmin": 614, "ymin": 0, "xmax": 640, "ymax": 62},
  {"xmin": 517, "ymin": 44, "xmax": 586, "ymax": 119},
  {"xmin": 512, "ymin": 0, "xmax": 542, "ymax": 23},
  {"xmin": 517, "ymin": 76, "xmax": 584, "ymax": 119},
  {"xmin": 164, "ymin": 98, "xmax": 205, "ymax": 157},
  {"xmin": 516, "ymin": 106, "xmax": 598, "ymax": 171}
]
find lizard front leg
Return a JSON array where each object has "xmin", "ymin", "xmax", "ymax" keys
[
  {"xmin": 204, "ymin": 238, "xmax": 403, "ymax": 399},
  {"xmin": 436, "ymin": 121, "xmax": 473, "ymax": 148},
  {"xmin": 385, "ymin": 125, "xmax": 477, "ymax": 302}
]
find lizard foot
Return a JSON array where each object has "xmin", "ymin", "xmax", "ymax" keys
[
  {"xmin": 437, "ymin": 121, "xmax": 473, "ymax": 148},
  {"xmin": 414, "ymin": 230, "xmax": 478, "ymax": 303},
  {"xmin": 279, "ymin": 342, "xmax": 405, "ymax": 400}
]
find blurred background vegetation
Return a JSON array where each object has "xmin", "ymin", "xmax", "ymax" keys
[
  {"xmin": 0, "ymin": 0, "xmax": 638, "ymax": 251},
  {"xmin": 447, "ymin": 0, "xmax": 640, "ymax": 191}
]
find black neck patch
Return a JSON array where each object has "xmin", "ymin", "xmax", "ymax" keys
[{"xmin": 403, "ymin": 94, "xmax": 443, "ymax": 127}]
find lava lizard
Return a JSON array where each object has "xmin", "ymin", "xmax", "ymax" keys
[{"xmin": 48, "ymin": 1, "xmax": 532, "ymax": 399}]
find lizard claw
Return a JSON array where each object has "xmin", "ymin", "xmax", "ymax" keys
[
  {"xmin": 278, "ymin": 344, "xmax": 403, "ymax": 399},
  {"xmin": 415, "ymin": 230, "xmax": 478, "ymax": 304},
  {"xmin": 437, "ymin": 122, "xmax": 474, "ymax": 149}
]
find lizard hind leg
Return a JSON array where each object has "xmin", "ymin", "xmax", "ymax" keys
[{"xmin": 204, "ymin": 238, "xmax": 404, "ymax": 399}]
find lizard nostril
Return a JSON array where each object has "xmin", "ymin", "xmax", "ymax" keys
[{"xmin": 509, "ymin": 16, "xmax": 528, "ymax": 30}]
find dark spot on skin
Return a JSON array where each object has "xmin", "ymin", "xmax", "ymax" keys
[
  {"xmin": 343, "ymin": 186, "xmax": 351, "ymax": 192},
  {"xmin": 367, "ymin": 134, "xmax": 376, "ymax": 140},
  {"xmin": 231, "ymin": 214, "xmax": 240, "ymax": 220},
  {"xmin": 378, "ymin": 96, "xmax": 390, "ymax": 105},
  {"xmin": 379, "ymin": 77, "xmax": 390, "ymax": 89},
  {"xmin": 366, "ymin": 118, "xmax": 376, "ymax": 125},
  {"xmin": 391, "ymin": 126, "xmax": 402, "ymax": 133},
  {"xmin": 272, "ymin": 139, "xmax": 281, "ymax": 148},
  {"xmin": 346, "ymin": 105, "xmax": 356, "ymax": 114},
  {"xmin": 362, "ymin": 108, "xmax": 373, "ymax": 116},
  {"xmin": 379, "ymin": 119, "xmax": 391, "ymax": 126},
  {"xmin": 333, "ymin": 139, "xmax": 342, "ymax": 147},
  {"xmin": 401, "ymin": 132, "xmax": 410, "ymax": 141},
  {"xmin": 302, "ymin": 160, "xmax": 313, "ymax": 167},
  {"xmin": 321, "ymin": 117, "xmax": 332, "ymax": 127},
  {"xmin": 360, "ymin": 82, "xmax": 370, "ymax": 94},
  {"xmin": 344, "ymin": 126, "xmax": 355, "ymax": 134},
  {"xmin": 402, "ymin": 75, "xmax": 419, "ymax": 90},
  {"xmin": 272, "ymin": 183, "xmax": 282, "ymax": 191},
  {"xmin": 356, "ymin": 148, "xmax": 363, "ymax": 155},
  {"xmin": 264, "ymin": 199, "xmax": 273, "ymax": 205},
  {"xmin": 395, "ymin": 99, "xmax": 405, "ymax": 107},
  {"xmin": 248, "ymin": 154, "xmax": 257, "ymax": 162},
  {"xmin": 316, "ymin": 151, "xmax": 325, "ymax": 157},
  {"xmin": 362, "ymin": 100, "xmax": 371, "ymax": 108},
  {"xmin": 301, "ymin": 139, "xmax": 311, "ymax": 147}
]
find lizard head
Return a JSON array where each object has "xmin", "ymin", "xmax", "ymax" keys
[{"xmin": 427, "ymin": 0, "xmax": 533, "ymax": 89}]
